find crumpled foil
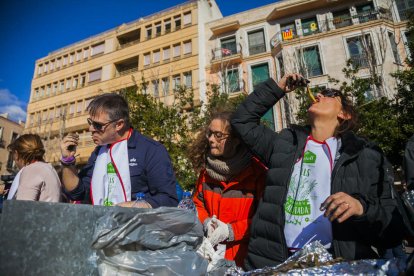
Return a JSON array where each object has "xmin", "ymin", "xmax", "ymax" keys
[{"xmin": 226, "ymin": 241, "xmax": 406, "ymax": 275}]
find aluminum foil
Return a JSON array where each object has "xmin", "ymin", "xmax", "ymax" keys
[{"xmin": 226, "ymin": 241, "xmax": 405, "ymax": 275}]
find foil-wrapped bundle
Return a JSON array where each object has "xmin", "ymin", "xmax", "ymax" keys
[{"xmin": 226, "ymin": 241, "xmax": 405, "ymax": 275}]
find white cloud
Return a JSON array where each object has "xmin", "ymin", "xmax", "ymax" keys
[
  {"xmin": 0, "ymin": 88, "xmax": 27, "ymax": 122},
  {"xmin": 0, "ymin": 105, "xmax": 27, "ymax": 122},
  {"xmin": 0, "ymin": 89, "xmax": 25, "ymax": 106}
]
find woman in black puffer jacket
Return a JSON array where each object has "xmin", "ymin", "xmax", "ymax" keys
[{"xmin": 231, "ymin": 73, "xmax": 408, "ymax": 270}]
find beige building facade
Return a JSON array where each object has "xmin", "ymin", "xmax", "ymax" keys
[
  {"xmin": 25, "ymin": 0, "xmax": 222, "ymax": 165},
  {"xmin": 205, "ymin": 0, "xmax": 411, "ymax": 129},
  {"xmin": 0, "ymin": 114, "xmax": 24, "ymax": 178}
]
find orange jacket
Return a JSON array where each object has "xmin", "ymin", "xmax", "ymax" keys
[{"xmin": 193, "ymin": 158, "xmax": 266, "ymax": 267}]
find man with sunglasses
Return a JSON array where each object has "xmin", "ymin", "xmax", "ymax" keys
[
  {"xmin": 60, "ymin": 93, "xmax": 178, "ymax": 208},
  {"xmin": 231, "ymin": 73, "xmax": 409, "ymax": 269}
]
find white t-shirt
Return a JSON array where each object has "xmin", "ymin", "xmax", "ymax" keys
[{"xmin": 284, "ymin": 136, "xmax": 337, "ymax": 252}]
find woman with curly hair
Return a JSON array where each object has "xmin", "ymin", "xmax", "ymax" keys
[
  {"xmin": 7, "ymin": 134, "xmax": 61, "ymax": 202},
  {"xmin": 189, "ymin": 109, "xmax": 266, "ymax": 267}
]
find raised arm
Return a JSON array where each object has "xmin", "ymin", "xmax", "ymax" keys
[{"xmin": 231, "ymin": 75, "xmax": 294, "ymax": 165}]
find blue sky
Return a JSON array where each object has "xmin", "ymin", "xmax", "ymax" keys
[{"xmin": 0, "ymin": 0, "xmax": 278, "ymax": 123}]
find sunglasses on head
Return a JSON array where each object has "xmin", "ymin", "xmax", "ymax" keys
[
  {"xmin": 206, "ymin": 130, "xmax": 230, "ymax": 140},
  {"xmin": 320, "ymin": 88, "xmax": 342, "ymax": 98},
  {"xmin": 87, "ymin": 118, "xmax": 118, "ymax": 131}
]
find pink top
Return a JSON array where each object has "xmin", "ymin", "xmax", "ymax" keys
[{"xmin": 16, "ymin": 162, "xmax": 62, "ymax": 202}]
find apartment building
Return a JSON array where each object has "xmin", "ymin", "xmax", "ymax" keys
[
  {"xmin": 25, "ymin": 0, "xmax": 222, "ymax": 165},
  {"xmin": 0, "ymin": 114, "xmax": 24, "ymax": 178},
  {"xmin": 205, "ymin": 0, "xmax": 411, "ymax": 129}
]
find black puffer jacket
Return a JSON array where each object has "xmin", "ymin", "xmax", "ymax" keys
[{"xmin": 231, "ymin": 78, "xmax": 406, "ymax": 270}]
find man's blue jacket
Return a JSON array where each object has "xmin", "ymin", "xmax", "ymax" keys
[{"xmin": 67, "ymin": 129, "xmax": 178, "ymax": 207}]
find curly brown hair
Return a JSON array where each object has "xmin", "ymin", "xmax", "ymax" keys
[
  {"xmin": 188, "ymin": 109, "xmax": 237, "ymax": 172},
  {"xmin": 7, "ymin": 134, "xmax": 45, "ymax": 165}
]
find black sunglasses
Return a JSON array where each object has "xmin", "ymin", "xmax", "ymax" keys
[
  {"xmin": 87, "ymin": 118, "xmax": 118, "ymax": 131},
  {"xmin": 320, "ymin": 88, "xmax": 342, "ymax": 98}
]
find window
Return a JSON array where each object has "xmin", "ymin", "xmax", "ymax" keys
[
  {"xmin": 155, "ymin": 22, "xmax": 161, "ymax": 36},
  {"xmin": 40, "ymin": 86, "xmax": 45, "ymax": 97},
  {"xmin": 0, "ymin": 126, "xmax": 3, "ymax": 140},
  {"xmin": 91, "ymin": 42, "xmax": 105, "ymax": 56},
  {"xmin": 55, "ymin": 106, "xmax": 61, "ymax": 118},
  {"xmin": 44, "ymin": 63, "xmax": 48, "ymax": 73},
  {"xmin": 49, "ymin": 61, "xmax": 54, "ymax": 71},
  {"xmin": 172, "ymin": 75, "xmax": 181, "ymax": 89},
  {"xmin": 77, "ymin": 101, "xmax": 83, "ymax": 113},
  {"xmin": 66, "ymin": 78, "xmax": 71, "ymax": 90},
  {"xmin": 184, "ymin": 71, "xmax": 192, "ymax": 88},
  {"xmin": 162, "ymin": 77, "xmax": 169, "ymax": 96},
  {"xmin": 34, "ymin": 88, "xmax": 39, "ymax": 99},
  {"xmin": 73, "ymin": 76, "xmax": 78, "ymax": 89},
  {"xmin": 152, "ymin": 80, "xmax": 159, "ymax": 97},
  {"xmin": 37, "ymin": 65, "xmax": 42, "ymax": 75},
  {"xmin": 69, "ymin": 103, "xmax": 75, "ymax": 115},
  {"xmin": 59, "ymin": 80, "xmax": 65, "ymax": 92},
  {"xmin": 76, "ymin": 51, "xmax": 82, "ymax": 61},
  {"xmin": 56, "ymin": 58, "xmax": 61, "ymax": 69},
  {"xmin": 183, "ymin": 12, "xmax": 191, "ymax": 26},
  {"xmin": 333, "ymin": 9, "xmax": 352, "ymax": 28},
  {"xmin": 29, "ymin": 114, "xmax": 34, "ymax": 127},
  {"xmin": 83, "ymin": 48, "xmax": 89, "ymax": 59},
  {"xmin": 53, "ymin": 82, "xmax": 58, "ymax": 94},
  {"xmin": 346, "ymin": 35, "xmax": 374, "ymax": 68},
  {"xmin": 80, "ymin": 74, "xmax": 86, "ymax": 87},
  {"xmin": 301, "ymin": 17, "xmax": 319, "ymax": 36},
  {"xmin": 225, "ymin": 67, "xmax": 240, "ymax": 93},
  {"xmin": 174, "ymin": 15, "xmax": 181, "ymax": 30},
  {"xmin": 63, "ymin": 55, "xmax": 68, "ymax": 66},
  {"xmin": 146, "ymin": 25, "xmax": 152, "ymax": 39},
  {"xmin": 356, "ymin": 3, "xmax": 375, "ymax": 23},
  {"xmin": 85, "ymin": 98, "xmax": 93, "ymax": 110},
  {"xmin": 164, "ymin": 19, "xmax": 171, "ymax": 33},
  {"xmin": 220, "ymin": 36, "xmax": 237, "ymax": 56},
  {"xmin": 163, "ymin": 47, "xmax": 171, "ymax": 61},
  {"xmin": 173, "ymin": 44, "xmax": 181, "ymax": 58},
  {"xmin": 42, "ymin": 110, "xmax": 48, "ymax": 121},
  {"xmin": 248, "ymin": 29, "xmax": 266, "ymax": 55},
  {"xmin": 46, "ymin": 84, "xmax": 51, "ymax": 96},
  {"xmin": 49, "ymin": 108, "xmax": 54, "ymax": 120},
  {"xmin": 395, "ymin": 0, "xmax": 414, "ymax": 20},
  {"xmin": 183, "ymin": 40, "xmax": 192, "ymax": 55},
  {"xmin": 388, "ymin": 32, "xmax": 401, "ymax": 64},
  {"xmin": 298, "ymin": 45, "xmax": 323, "ymax": 77},
  {"xmin": 144, "ymin": 53, "xmax": 151, "ymax": 66},
  {"xmin": 88, "ymin": 68, "xmax": 102, "ymax": 82},
  {"xmin": 251, "ymin": 63, "xmax": 274, "ymax": 130},
  {"xmin": 36, "ymin": 113, "xmax": 41, "ymax": 125},
  {"xmin": 153, "ymin": 50, "xmax": 160, "ymax": 63},
  {"xmin": 69, "ymin": 52, "xmax": 75, "ymax": 64}
]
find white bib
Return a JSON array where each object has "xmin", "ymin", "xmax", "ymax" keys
[
  {"xmin": 91, "ymin": 131, "xmax": 132, "ymax": 206},
  {"xmin": 284, "ymin": 136, "xmax": 337, "ymax": 252}
]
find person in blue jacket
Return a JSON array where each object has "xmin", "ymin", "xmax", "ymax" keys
[{"xmin": 60, "ymin": 93, "xmax": 178, "ymax": 208}]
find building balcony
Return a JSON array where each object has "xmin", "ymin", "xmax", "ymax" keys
[
  {"xmin": 349, "ymin": 54, "xmax": 374, "ymax": 68},
  {"xmin": 211, "ymin": 45, "xmax": 242, "ymax": 63},
  {"xmin": 270, "ymin": 9, "xmax": 391, "ymax": 54}
]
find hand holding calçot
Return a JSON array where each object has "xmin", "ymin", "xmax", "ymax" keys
[
  {"xmin": 277, "ymin": 73, "xmax": 307, "ymax": 93},
  {"xmin": 60, "ymin": 133, "xmax": 79, "ymax": 158},
  {"xmin": 320, "ymin": 192, "xmax": 364, "ymax": 223}
]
